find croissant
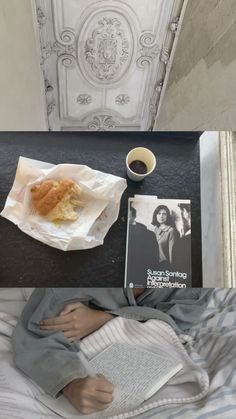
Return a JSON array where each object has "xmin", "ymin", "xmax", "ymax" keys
[{"xmin": 31, "ymin": 178, "xmax": 83, "ymax": 221}]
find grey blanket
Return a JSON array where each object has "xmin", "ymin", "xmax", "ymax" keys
[{"xmin": 12, "ymin": 288, "xmax": 212, "ymax": 397}]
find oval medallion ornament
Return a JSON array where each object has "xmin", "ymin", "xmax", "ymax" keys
[{"xmin": 78, "ymin": 10, "xmax": 134, "ymax": 85}]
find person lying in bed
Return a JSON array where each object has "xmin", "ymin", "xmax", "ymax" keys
[{"xmin": 12, "ymin": 288, "xmax": 212, "ymax": 415}]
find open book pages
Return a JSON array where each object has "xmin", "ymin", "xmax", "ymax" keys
[{"xmin": 37, "ymin": 343, "xmax": 182, "ymax": 419}]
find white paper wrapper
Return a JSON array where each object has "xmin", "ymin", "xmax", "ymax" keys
[{"xmin": 1, "ymin": 157, "xmax": 127, "ymax": 251}]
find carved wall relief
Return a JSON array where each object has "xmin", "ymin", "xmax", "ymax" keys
[
  {"xmin": 36, "ymin": 7, "xmax": 46, "ymax": 28},
  {"xmin": 115, "ymin": 94, "xmax": 130, "ymax": 105},
  {"xmin": 77, "ymin": 94, "xmax": 92, "ymax": 105},
  {"xmin": 35, "ymin": 0, "xmax": 186, "ymax": 131},
  {"xmin": 137, "ymin": 32, "xmax": 160, "ymax": 69},
  {"xmin": 84, "ymin": 17, "xmax": 129, "ymax": 82},
  {"xmin": 78, "ymin": 9, "xmax": 135, "ymax": 86},
  {"xmin": 87, "ymin": 115, "xmax": 118, "ymax": 131}
]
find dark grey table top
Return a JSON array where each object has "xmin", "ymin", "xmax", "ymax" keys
[{"xmin": 0, "ymin": 132, "xmax": 202, "ymax": 287}]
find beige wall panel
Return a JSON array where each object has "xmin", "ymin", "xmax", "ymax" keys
[
  {"xmin": 0, "ymin": 0, "xmax": 47, "ymax": 130},
  {"xmin": 155, "ymin": 0, "xmax": 236, "ymax": 130}
]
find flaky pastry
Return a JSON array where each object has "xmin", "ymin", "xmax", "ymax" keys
[{"xmin": 31, "ymin": 178, "xmax": 83, "ymax": 221}]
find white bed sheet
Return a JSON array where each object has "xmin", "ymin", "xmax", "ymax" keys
[
  {"xmin": 138, "ymin": 288, "xmax": 236, "ymax": 419},
  {"xmin": 0, "ymin": 288, "xmax": 235, "ymax": 419}
]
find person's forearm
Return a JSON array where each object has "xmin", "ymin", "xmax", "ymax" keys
[
  {"xmin": 13, "ymin": 327, "xmax": 88, "ymax": 397},
  {"xmin": 13, "ymin": 290, "xmax": 115, "ymax": 398},
  {"xmin": 12, "ymin": 289, "xmax": 88, "ymax": 397},
  {"xmin": 86, "ymin": 310, "xmax": 115, "ymax": 336},
  {"xmin": 98, "ymin": 311, "xmax": 115, "ymax": 326}
]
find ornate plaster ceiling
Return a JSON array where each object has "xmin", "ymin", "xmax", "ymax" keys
[{"xmin": 35, "ymin": 0, "xmax": 187, "ymax": 131}]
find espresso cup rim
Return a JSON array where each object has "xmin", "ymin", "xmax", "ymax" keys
[{"xmin": 126, "ymin": 147, "xmax": 156, "ymax": 177}]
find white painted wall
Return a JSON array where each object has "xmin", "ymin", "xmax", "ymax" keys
[
  {"xmin": 0, "ymin": 0, "xmax": 47, "ymax": 130},
  {"xmin": 200, "ymin": 132, "xmax": 223, "ymax": 288},
  {"xmin": 219, "ymin": 132, "xmax": 236, "ymax": 287},
  {"xmin": 200, "ymin": 131, "xmax": 236, "ymax": 288},
  {"xmin": 155, "ymin": 0, "xmax": 236, "ymax": 131}
]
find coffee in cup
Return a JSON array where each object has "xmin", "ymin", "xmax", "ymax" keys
[{"xmin": 126, "ymin": 147, "xmax": 156, "ymax": 182}]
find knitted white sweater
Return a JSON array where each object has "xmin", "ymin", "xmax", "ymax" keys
[{"xmin": 79, "ymin": 316, "xmax": 209, "ymax": 419}]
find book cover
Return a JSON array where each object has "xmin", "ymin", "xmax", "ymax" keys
[{"xmin": 124, "ymin": 197, "xmax": 192, "ymax": 288}]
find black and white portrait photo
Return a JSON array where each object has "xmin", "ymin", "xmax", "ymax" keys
[{"xmin": 125, "ymin": 197, "xmax": 192, "ymax": 288}]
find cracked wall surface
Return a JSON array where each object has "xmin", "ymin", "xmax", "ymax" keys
[{"xmin": 155, "ymin": 0, "xmax": 236, "ymax": 130}]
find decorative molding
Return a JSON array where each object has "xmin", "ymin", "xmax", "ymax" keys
[
  {"xmin": 115, "ymin": 94, "xmax": 130, "ymax": 105},
  {"xmin": 36, "ymin": 6, "xmax": 46, "ymax": 28},
  {"xmin": 47, "ymin": 100, "xmax": 56, "ymax": 115},
  {"xmin": 154, "ymin": 0, "xmax": 189, "ymax": 131},
  {"xmin": 40, "ymin": 43, "xmax": 52, "ymax": 65},
  {"xmin": 137, "ymin": 32, "xmax": 160, "ymax": 68},
  {"xmin": 60, "ymin": 54, "xmax": 76, "ymax": 68},
  {"xmin": 77, "ymin": 94, "xmax": 92, "ymax": 105},
  {"xmin": 156, "ymin": 80, "xmax": 164, "ymax": 93},
  {"xmin": 37, "ymin": 12, "xmax": 76, "ymax": 65},
  {"xmin": 84, "ymin": 17, "xmax": 129, "ymax": 82},
  {"xmin": 149, "ymin": 80, "xmax": 164, "ymax": 115},
  {"xmin": 35, "ymin": 0, "xmax": 187, "ymax": 131},
  {"xmin": 52, "ymin": 30, "xmax": 76, "ymax": 64},
  {"xmin": 40, "ymin": 44, "xmax": 76, "ymax": 67},
  {"xmin": 52, "ymin": 41, "xmax": 76, "ymax": 57},
  {"xmin": 43, "ymin": 74, "xmax": 55, "ymax": 122},
  {"xmin": 170, "ymin": 17, "xmax": 180, "ymax": 33},
  {"xmin": 45, "ymin": 78, "xmax": 53, "ymax": 92},
  {"xmin": 160, "ymin": 47, "xmax": 170, "ymax": 65},
  {"xmin": 58, "ymin": 29, "xmax": 75, "ymax": 45},
  {"xmin": 87, "ymin": 115, "xmax": 118, "ymax": 131}
]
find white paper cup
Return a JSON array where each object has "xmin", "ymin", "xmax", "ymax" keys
[{"xmin": 126, "ymin": 147, "xmax": 156, "ymax": 182}]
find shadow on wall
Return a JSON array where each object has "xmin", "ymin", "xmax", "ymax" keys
[{"xmin": 155, "ymin": 0, "xmax": 236, "ymax": 131}]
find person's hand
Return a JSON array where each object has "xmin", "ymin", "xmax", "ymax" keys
[
  {"xmin": 63, "ymin": 375, "xmax": 114, "ymax": 414},
  {"xmin": 39, "ymin": 301, "xmax": 114, "ymax": 341}
]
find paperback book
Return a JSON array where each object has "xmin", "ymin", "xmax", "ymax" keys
[
  {"xmin": 124, "ymin": 196, "xmax": 192, "ymax": 288},
  {"xmin": 37, "ymin": 342, "xmax": 182, "ymax": 418}
]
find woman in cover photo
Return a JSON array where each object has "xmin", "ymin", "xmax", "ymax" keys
[
  {"xmin": 151, "ymin": 205, "xmax": 179, "ymax": 270},
  {"xmin": 128, "ymin": 204, "xmax": 158, "ymax": 281}
]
